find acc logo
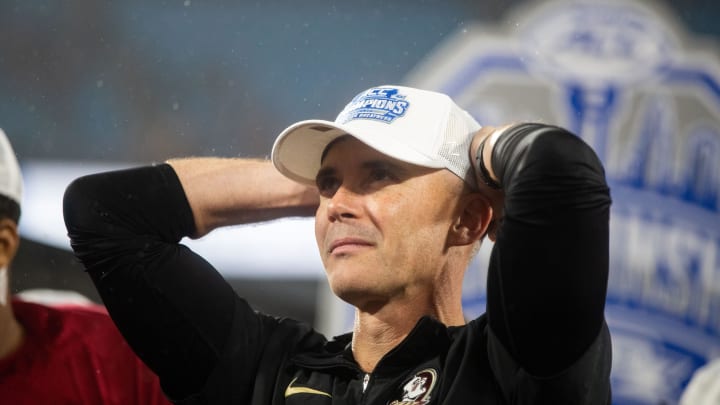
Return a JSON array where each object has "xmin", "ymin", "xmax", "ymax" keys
[
  {"xmin": 388, "ymin": 368, "xmax": 437, "ymax": 405},
  {"xmin": 338, "ymin": 87, "xmax": 409, "ymax": 124}
]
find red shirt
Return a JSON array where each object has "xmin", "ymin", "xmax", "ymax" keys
[{"xmin": 0, "ymin": 299, "xmax": 170, "ymax": 405}]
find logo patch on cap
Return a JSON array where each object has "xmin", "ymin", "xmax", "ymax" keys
[{"xmin": 338, "ymin": 87, "xmax": 409, "ymax": 124}]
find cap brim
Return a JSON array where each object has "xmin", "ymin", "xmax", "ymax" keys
[
  {"xmin": 271, "ymin": 120, "xmax": 345, "ymax": 185},
  {"xmin": 271, "ymin": 119, "xmax": 445, "ymax": 185}
]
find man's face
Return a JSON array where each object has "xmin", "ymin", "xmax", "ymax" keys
[{"xmin": 314, "ymin": 137, "xmax": 465, "ymax": 308}]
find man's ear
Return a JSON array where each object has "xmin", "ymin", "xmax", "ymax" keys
[
  {"xmin": 448, "ymin": 193, "xmax": 493, "ymax": 246},
  {"xmin": 0, "ymin": 219, "xmax": 19, "ymax": 268}
]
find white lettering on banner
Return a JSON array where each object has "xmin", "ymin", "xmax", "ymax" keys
[{"xmin": 610, "ymin": 210, "xmax": 720, "ymax": 332}]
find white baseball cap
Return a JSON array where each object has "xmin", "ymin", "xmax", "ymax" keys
[
  {"xmin": 271, "ymin": 85, "xmax": 481, "ymax": 188},
  {"xmin": 0, "ymin": 128, "xmax": 23, "ymax": 206}
]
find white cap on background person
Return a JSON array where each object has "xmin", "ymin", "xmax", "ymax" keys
[
  {"xmin": 0, "ymin": 128, "xmax": 23, "ymax": 206},
  {"xmin": 680, "ymin": 358, "xmax": 720, "ymax": 405},
  {"xmin": 272, "ymin": 85, "xmax": 481, "ymax": 189},
  {"xmin": 0, "ymin": 128, "xmax": 22, "ymax": 306}
]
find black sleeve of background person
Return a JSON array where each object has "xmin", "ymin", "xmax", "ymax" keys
[
  {"xmin": 485, "ymin": 123, "xmax": 611, "ymax": 376},
  {"xmin": 62, "ymin": 164, "xmax": 240, "ymax": 399}
]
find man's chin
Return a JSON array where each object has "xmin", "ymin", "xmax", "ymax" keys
[
  {"xmin": 330, "ymin": 283, "xmax": 391, "ymax": 311},
  {"xmin": 330, "ymin": 283, "xmax": 367, "ymax": 304}
]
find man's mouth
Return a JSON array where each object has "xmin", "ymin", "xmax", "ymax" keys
[{"xmin": 328, "ymin": 237, "xmax": 373, "ymax": 255}]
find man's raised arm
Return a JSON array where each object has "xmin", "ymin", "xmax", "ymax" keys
[
  {"xmin": 167, "ymin": 157, "xmax": 318, "ymax": 237},
  {"xmin": 471, "ymin": 123, "xmax": 612, "ymax": 401},
  {"xmin": 62, "ymin": 158, "xmax": 318, "ymax": 402}
]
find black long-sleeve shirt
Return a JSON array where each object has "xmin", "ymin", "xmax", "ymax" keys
[{"xmin": 63, "ymin": 123, "xmax": 612, "ymax": 404}]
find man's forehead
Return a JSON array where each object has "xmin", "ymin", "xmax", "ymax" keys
[
  {"xmin": 319, "ymin": 136, "xmax": 400, "ymax": 169},
  {"xmin": 316, "ymin": 139, "xmax": 448, "ymax": 183}
]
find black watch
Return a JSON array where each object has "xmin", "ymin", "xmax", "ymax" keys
[{"xmin": 475, "ymin": 137, "xmax": 502, "ymax": 189}]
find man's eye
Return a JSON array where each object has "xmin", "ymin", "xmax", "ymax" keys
[
  {"xmin": 316, "ymin": 176, "xmax": 340, "ymax": 196},
  {"xmin": 369, "ymin": 168, "xmax": 393, "ymax": 182}
]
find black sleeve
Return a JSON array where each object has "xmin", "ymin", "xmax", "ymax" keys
[
  {"xmin": 62, "ymin": 164, "xmax": 282, "ymax": 400},
  {"xmin": 485, "ymin": 123, "xmax": 611, "ymax": 377}
]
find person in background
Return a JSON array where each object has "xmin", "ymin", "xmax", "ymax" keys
[
  {"xmin": 680, "ymin": 357, "xmax": 720, "ymax": 405},
  {"xmin": 0, "ymin": 128, "xmax": 171, "ymax": 405}
]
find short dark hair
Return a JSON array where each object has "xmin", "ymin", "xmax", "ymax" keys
[{"xmin": 0, "ymin": 194, "xmax": 20, "ymax": 224}]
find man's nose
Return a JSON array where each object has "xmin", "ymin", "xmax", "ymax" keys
[{"xmin": 326, "ymin": 185, "xmax": 361, "ymax": 222}]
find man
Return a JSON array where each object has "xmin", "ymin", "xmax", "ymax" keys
[
  {"xmin": 0, "ymin": 129, "xmax": 170, "ymax": 405},
  {"xmin": 63, "ymin": 85, "xmax": 612, "ymax": 404}
]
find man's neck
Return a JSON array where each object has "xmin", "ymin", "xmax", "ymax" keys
[
  {"xmin": 0, "ymin": 302, "xmax": 24, "ymax": 360},
  {"xmin": 350, "ymin": 299, "xmax": 465, "ymax": 373}
]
